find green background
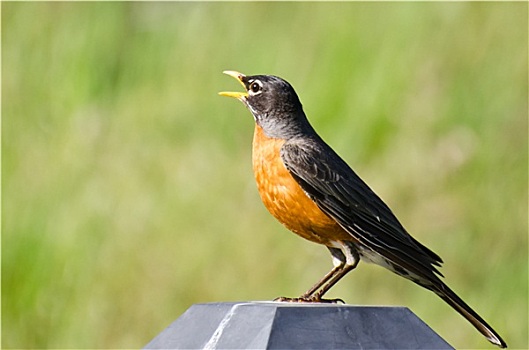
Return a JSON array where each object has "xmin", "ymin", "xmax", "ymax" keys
[{"xmin": 3, "ymin": 2, "xmax": 527, "ymax": 349}]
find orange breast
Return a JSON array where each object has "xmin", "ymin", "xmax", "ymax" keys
[{"xmin": 252, "ymin": 125, "xmax": 350, "ymax": 246}]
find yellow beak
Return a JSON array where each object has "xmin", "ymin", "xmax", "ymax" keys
[{"xmin": 219, "ymin": 70, "xmax": 248, "ymax": 99}]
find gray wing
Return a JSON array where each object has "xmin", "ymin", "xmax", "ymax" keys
[{"xmin": 280, "ymin": 138, "xmax": 444, "ymax": 282}]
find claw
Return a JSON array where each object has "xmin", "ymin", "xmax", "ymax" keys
[{"xmin": 273, "ymin": 296, "xmax": 345, "ymax": 304}]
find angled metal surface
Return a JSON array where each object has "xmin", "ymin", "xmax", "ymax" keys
[{"xmin": 144, "ymin": 302, "xmax": 454, "ymax": 349}]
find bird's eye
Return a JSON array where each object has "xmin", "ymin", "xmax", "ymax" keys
[{"xmin": 249, "ymin": 81, "xmax": 262, "ymax": 94}]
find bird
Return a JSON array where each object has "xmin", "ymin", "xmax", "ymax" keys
[{"xmin": 219, "ymin": 70, "xmax": 507, "ymax": 348}]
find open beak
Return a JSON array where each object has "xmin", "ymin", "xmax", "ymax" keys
[{"xmin": 219, "ymin": 70, "xmax": 248, "ymax": 99}]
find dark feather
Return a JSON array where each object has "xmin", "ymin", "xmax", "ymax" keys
[
  {"xmin": 280, "ymin": 136, "xmax": 507, "ymax": 348},
  {"xmin": 280, "ymin": 137, "xmax": 444, "ymax": 281}
]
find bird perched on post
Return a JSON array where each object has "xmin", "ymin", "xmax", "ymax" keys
[{"xmin": 219, "ymin": 70, "xmax": 506, "ymax": 348}]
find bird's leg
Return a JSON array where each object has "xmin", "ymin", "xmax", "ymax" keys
[
  {"xmin": 312, "ymin": 244, "xmax": 360, "ymax": 301},
  {"xmin": 274, "ymin": 247, "xmax": 348, "ymax": 304},
  {"xmin": 311, "ymin": 264, "xmax": 357, "ymax": 301},
  {"xmin": 284, "ymin": 267, "xmax": 355, "ymax": 304},
  {"xmin": 273, "ymin": 264, "xmax": 345, "ymax": 303},
  {"xmin": 301, "ymin": 263, "xmax": 344, "ymax": 298}
]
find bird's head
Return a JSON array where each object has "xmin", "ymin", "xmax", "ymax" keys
[{"xmin": 220, "ymin": 70, "xmax": 311, "ymax": 139}]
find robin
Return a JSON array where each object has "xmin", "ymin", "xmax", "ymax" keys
[{"xmin": 219, "ymin": 70, "xmax": 506, "ymax": 348}]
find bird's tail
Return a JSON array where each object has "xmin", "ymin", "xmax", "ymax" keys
[{"xmin": 432, "ymin": 281, "xmax": 507, "ymax": 348}]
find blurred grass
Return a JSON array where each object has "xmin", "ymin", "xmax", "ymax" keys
[{"xmin": 2, "ymin": 2, "xmax": 527, "ymax": 349}]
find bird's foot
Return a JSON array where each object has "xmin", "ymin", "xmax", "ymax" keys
[{"xmin": 273, "ymin": 295, "xmax": 345, "ymax": 304}]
